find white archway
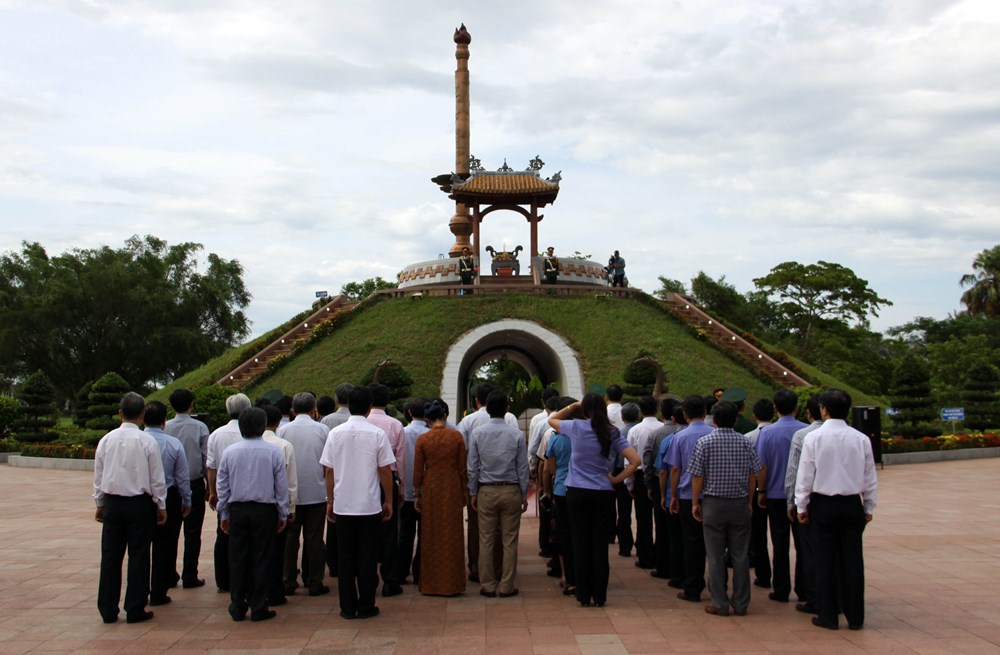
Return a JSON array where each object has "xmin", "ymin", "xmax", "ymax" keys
[{"xmin": 440, "ymin": 319, "xmax": 585, "ymax": 416}]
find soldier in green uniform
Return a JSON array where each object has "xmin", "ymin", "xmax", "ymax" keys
[
  {"xmin": 458, "ymin": 247, "xmax": 476, "ymax": 295},
  {"xmin": 542, "ymin": 247, "xmax": 560, "ymax": 285},
  {"xmin": 721, "ymin": 388, "xmax": 757, "ymax": 435}
]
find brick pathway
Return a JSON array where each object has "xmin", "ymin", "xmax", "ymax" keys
[{"xmin": 1, "ymin": 459, "xmax": 999, "ymax": 654}]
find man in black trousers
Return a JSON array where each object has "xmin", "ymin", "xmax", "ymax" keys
[{"xmin": 93, "ymin": 392, "xmax": 167, "ymax": 624}]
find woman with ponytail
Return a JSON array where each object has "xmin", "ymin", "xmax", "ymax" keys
[{"xmin": 549, "ymin": 393, "xmax": 640, "ymax": 607}]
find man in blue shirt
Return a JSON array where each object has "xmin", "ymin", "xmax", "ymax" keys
[
  {"xmin": 755, "ymin": 389, "xmax": 807, "ymax": 603},
  {"xmin": 217, "ymin": 407, "xmax": 290, "ymax": 622},
  {"xmin": 395, "ymin": 396, "xmax": 429, "ymax": 585},
  {"xmin": 143, "ymin": 401, "xmax": 191, "ymax": 607},
  {"xmin": 165, "ymin": 388, "xmax": 209, "ymax": 589},
  {"xmin": 666, "ymin": 395, "xmax": 714, "ymax": 602}
]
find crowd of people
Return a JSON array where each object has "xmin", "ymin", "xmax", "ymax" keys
[{"xmin": 92, "ymin": 380, "xmax": 877, "ymax": 631}]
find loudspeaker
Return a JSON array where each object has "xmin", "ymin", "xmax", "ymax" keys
[{"xmin": 852, "ymin": 406, "xmax": 882, "ymax": 465}]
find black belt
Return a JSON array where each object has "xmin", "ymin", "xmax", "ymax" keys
[{"xmin": 480, "ymin": 482, "xmax": 518, "ymax": 486}]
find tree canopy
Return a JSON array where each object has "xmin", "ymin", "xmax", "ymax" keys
[
  {"xmin": 0, "ymin": 236, "xmax": 251, "ymax": 399},
  {"xmin": 339, "ymin": 276, "xmax": 398, "ymax": 301},
  {"xmin": 960, "ymin": 244, "xmax": 1000, "ymax": 318},
  {"xmin": 752, "ymin": 261, "xmax": 892, "ymax": 351}
]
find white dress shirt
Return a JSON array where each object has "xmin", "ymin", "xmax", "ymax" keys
[
  {"xmin": 320, "ymin": 416, "xmax": 395, "ymax": 516},
  {"xmin": 93, "ymin": 422, "xmax": 168, "ymax": 510},
  {"xmin": 795, "ymin": 419, "xmax": 878, "ymax": 516},
  {"xmin": 206, "ymin": 419, "xmax": 243, "ymax": 470},
  {"xmin": 606, "ymin": 403, "xmax": 625, "ymax": 431},
  {"xmin": 263, "ymin": 429, "xmax": 299, "ymax": 508}
]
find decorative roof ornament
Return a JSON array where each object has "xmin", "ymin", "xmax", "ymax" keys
[
  {"xmin": 469, "ymin": 154, "xmax": 484, "ymax": 172},
  {"xmin": 548, "ymin": 171, "xmax": 562, "ymax": 183},
  {"xmin": 454, "ymin": 23, "xmax": 471, "ymax": 45},
  {"xmin": 497, "ymin": 159, "xmax": 513, "ymax": 172},
  {"xmin": 526, "ymin": 155, "xmax": 545, "ymax": 171}
]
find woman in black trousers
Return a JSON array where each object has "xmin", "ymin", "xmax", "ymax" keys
[{"xmin": 549, "ymin": 394, "xmax": 640, "ymax": 607}]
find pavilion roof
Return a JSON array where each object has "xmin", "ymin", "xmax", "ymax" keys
[{"xmin": 432, "ymin": 160, "xmax": 561, "ymax": 206}]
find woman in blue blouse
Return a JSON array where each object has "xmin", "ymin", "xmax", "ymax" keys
[{"xmin": 549, "ymin": 393, "xmax": 640, "ymax": 607}]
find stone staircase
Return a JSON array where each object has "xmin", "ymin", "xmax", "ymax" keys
[
  {"xmin": 659, "ymin": 292, "xmax": 811, "ymax": 388},
  {"xmin": 217, "ymin": 295, "xmax": 357, "ymax": 388}
]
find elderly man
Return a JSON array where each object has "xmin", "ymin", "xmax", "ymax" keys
[
  {"xmin": 93, "ymin": 392, "xmax": 167, "ymax": 624},
  {"xmin": 467, "ymin": 390, "xmax": 530, "ymax": 598},
  {"xmin": 278, "ymin": 392, "xmax": 331, "ymax": 597},
  {"xmin": 217, "ymin": 407, "xmax": 290, "ymax": 622},
  {"xmin": 690, "ymin": 401, "xmax": 763, "ymax": 617},
  {"xmin": 261, "ymin": 405, "xmax": 297, "ymax": 607},
  {"xmin": 207, "ymin": 392, "xmax": 252, "ymax": 593},
  {"xmin": 796, "ymin": 389, "xmax": 878, "ymax": 631}
]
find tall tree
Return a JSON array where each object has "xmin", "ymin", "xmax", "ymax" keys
[
  {"xmin": 961, "ymin": 363, "xmax": 999, "ymax": 431},
  {"xmin": 12, "ymin": 370, "xmax": 58, "ymax": 443},
  {"xmin": 339, "ymin": 276, "xmax": 398, "ymax": 301},
  {"xmin": 888, "ymin": 352, "xmax": 941, "ymax": 438},
  {"xmin": 960, "ymin": 244, "xmax": 1000, "ymax": 318},
  {"xmin": 0, "ymin": 236, "xmax": 251, "ymax": 399},
  {"xmin": 753, "ymin": 261, "xmax": 892, "ymax": 353}
]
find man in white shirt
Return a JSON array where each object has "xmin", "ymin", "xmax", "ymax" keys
[
  {"xmin": 795, "ymin": 389, "xmax": 877, "ymax": 632},
  {"xmin": 626, "ymin": 396, "xmax": 664, "ymax": 569},
  {"xmin": 206, "ymin": 392, "xmax": 251, "ymax": 593},
  {"xmin": 366, "ymin": 383, "xmax": 406, "ymax": 597},
  {"xmin": 93, "ymin": 392, "xmax": 167, "ymax": 625},
  {"xmin": 321, "ymin": 387, "xmax": 395, "ymax": 620},
  {"xmin": 321, "ymin": 382, "xmax": 353, "ymax": 577},
  {"xmin": 278, "ymin": 392, "xmax": 331, "ymax": 597}
]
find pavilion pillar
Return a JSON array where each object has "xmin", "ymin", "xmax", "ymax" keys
[
  {"xmin": 530, "ymin": 204, "xmax": 539, "ymax": 258},
  {"xmin": 472, "ymin": 206, "xmax": 482, "ymax": 282}
]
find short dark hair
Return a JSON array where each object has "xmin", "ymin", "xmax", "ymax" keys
[
  {"xmin": 475, "ymin": 383, "xmax": 496, "ymax": 406},
  {"xmin": 752, "ymin": 398, "xmax": 775, "ymax": 422},
  {"xmin": 292, "ymin": 392, "xmax": 316, "ymax": 415},
  {"xmin": 544, "ymin": 395, "xmax": 560, "ymax": 411},
  {"xmin": 368, "ymin": 383, "xmax": 390, "ymax": 407},
  {"xmin": 659, "ymin": 398, "xmax": 679, "ymax": 419},
  {"xmin": 681, "ymin": 394, "xmax": 706, "ymax": 420},
  {"xmin": 168, "ymin": 388, "xmax": 194, "ymax": 414},
  {"xmin": 621, "ymin": 402, "xmax": 640, "ymax": 423},
  {"xmin": 276, "ymin": 395, "xmax": 293, "ymax": 416},
  {"xmin": 805, "ymin": 396, "xmax": 822, "ymax": 422},
  {"xmin": 672, "ymin": 405, "xmax": 687, "ymax": 425},
  {"xmin": 605, "ymin": 384, "xmax": 624, "ymax": 402},
  {"xmin": 432, "ymin": 397, "xmax": 450, "ymax": 418},
  {"xmin": 773, "ymin": 389, "xmax": 799, "ymax": 416},
  {"xmin": 348, "ymin": 387, "xmax": 373, "ymax": 416},
  {"xmin": 424, "ymin": 399, "xmax": 447, "ymax": 422},
  {"xmin": 704, "ymin": 395, "xmax": 718, "ymax": 415},
  {"xmin": 541, "ymin": 387, "xmax": 560, "ymax": 403},
  {"xmin": 316, "ymin": 395, "xmax": 335, "ymax": 416},
  {"xmin": 238, "ymin": 407, "xmax": 267, "ymax": 438},
  {"xmin": 143, "ymin": 400, "xmax": 167, "ymax": 426},
  {"xmin": 406, "ymin": 396, "xmax": 429, "ymax": 420},
  {"xmin": 263, "ymin": 404, "xmax": 282, "ymax": 428},
  {"xmin": 334, "ymin": 383, "xmax": 354, "ymax": 405},
  {"xmin": 485, "ymin": 390, "xmax": 508, "ymax": 418},
  {"xmin": 637, "ymin": 395, "xmax": 657, "ymax": 417},
  {"xmin": 819, "ymin": 389, "xmax": 852, "ymax": 420},
  {"xmin": 711, "ymin": 400, "xmax": 739, "ymax": 429},
  {"xmin": 120, "ymin": 392, "xmax": 145, "ymax": 420}
]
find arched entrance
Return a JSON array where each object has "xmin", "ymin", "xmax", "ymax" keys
[{"xmin": 440, "ymin": 319, "xmax": 585, "ymax": 416}]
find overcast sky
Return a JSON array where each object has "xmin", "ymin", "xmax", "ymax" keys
[{"xmin": 2, "ymin": 0, "xmax": 997, "ymax": 339}]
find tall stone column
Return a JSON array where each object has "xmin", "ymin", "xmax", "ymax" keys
[{"xmin": 448, "ymin": 24, "xmax": 473, "ymax": 257}]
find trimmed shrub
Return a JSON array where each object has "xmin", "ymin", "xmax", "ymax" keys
[
  {"xmin": 889, "ymin": 353, "xmax": 941, "ymax": 438},
  {"xmin": 73, "ymin": 380, "xmax": 94, "ymax": 428},
  {"xmin": 192, "ymin": 385, "xmax": 233, "ymax": 432},
  {"xmin": 0, "ymin": 395, "xmax": 21, "ymax": 438},
  {"xmin": 86, "ymin": 373, "xmax": 130, "ymax": 431},
  {"xmin": 12, "ymin": 370, "xmax": 58, "ymax": 443},
  {"xmin": 622, "ymin": 351, "xmax": 658, "ymax": 399},
  {"xmin": 962, "ymin": 363, "xmax": 1000, "ymax": 431}
]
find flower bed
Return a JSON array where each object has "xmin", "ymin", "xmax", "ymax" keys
[
  {"xmin": 882, "ymin": 433, "xmax": 1000, "ymax": 454},
  {"xmin": 18, "ymin": 442, "xmax": 97, "ymax": 459}
]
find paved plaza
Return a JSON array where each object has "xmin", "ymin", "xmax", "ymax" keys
[{"xmin": 1, "ymin": 458, "xmax": 999, "ymax": 654}]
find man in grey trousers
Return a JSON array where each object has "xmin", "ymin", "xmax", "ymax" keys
[{"xmin": 689, "ymin": 401, "xmax": 764, "ymax": 617}]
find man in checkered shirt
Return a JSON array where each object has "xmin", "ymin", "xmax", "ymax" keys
[{"xmin": 689, "ymin": 401, "xmax": 765, "ymax": 618}]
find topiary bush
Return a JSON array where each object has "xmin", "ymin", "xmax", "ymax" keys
[
  {"xmin": 86, "ymin": 372, "xmax": 130, "ymax": 431},
  {"xmin": 193, "ymin": 385, "xmax": 234, "ymax": 432},
  {"xmin": 363, "ymin": 361, "xmax": 414, "ymax": 402},
  {"xmin": 73, "ymin": 380, "xmax": 94, "ymax": 428},
  {"xmin": 962, "ymin": 362, "xmax": 999, "ymax": 431},
  {"xmin": 622, "ymin": 350, "xmax": 658, "ymax": 399},
  {"xmin": 12, "ymin": 370, "xmax": 58, "ymax": 443},
  {"xmin": 889, "ymin": 353, "xmax": 941, "ymax": 438}
]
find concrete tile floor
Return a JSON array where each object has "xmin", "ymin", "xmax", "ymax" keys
[{"xmin": 1, "ymin": 459, "xmax": 999, "ymax": 654}]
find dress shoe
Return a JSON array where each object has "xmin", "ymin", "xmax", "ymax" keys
[
  {"xmin": 667, "ymin": 580, "xmax": 684, "ymax": 589},
  {"xmin": 768, "ymin": 592, "xmax": 788, "ymax": 603},
  {"xmin": 617, "ymin": 551, "xmax": 632, "ymax": 558},
  {"xmin": 676, "ymin": 591, "xmax": 701, "ymax": 603},
  {"xmin": 731, "ymin": 606, "xmax": 748, "ymax": 616},
  {"xmin": 381, "ymin": 584, "xmax": 403, "ymax": 597},
  {"xmin": 149, "ymin": 596, "xmax": 171, "ymax": 606},
  {"xmin": 562, "ymin": 586, "xmax": 576, "ymax": 596},
  {"xmin": 753, "ymin": 578, "xmax": 771, "ymax": 588},
  {"xmin": 468, "ymin": 573, "xmax": 480, "ymax": 583},
  {"xmin": 498, "ymin": 588, "xmax": 519, "ymax": 598},
  {"xmin": 356, "ymin": 607, "xmax": 380, "ymax": 619},
  {"xmin": 267, "ymin": 596, "xmax": 288, "ymax": 606},
  {"xmin": 182, "ymin": 578, "xmax": 206, "ymax": 589},
  {"xmin": 848, "ymin": 623, "xmax": 863, "ymax": 631},
  {"xmin": 546, "ymin": 567, "xmax": 562, "ymax": 578},
  {"xmin": 649, "ymin": 571, "xmax": 670, "ymax": 579},
  {"xmin": 339, "ymin": 610, "xmax": 357, "ymax": 620},
  {"xmin": 811, "ymin": 617, "xmax": 838, "ymax": 630},
  {"xmin": 795, "ymin": 602, "xmax": 817, "ymax": 614},
  {"xmin": 634, "ymin": 561, "xmax": 654, "ymax": 569},
  {"xmin": 284, "ymin": 583, "xmax": 298, "ymax": 595},
  {"xmin": 479, "ymin": 588, "xmax": 496, "ymax": 598},
  {"xmin": 308, "ymin": 585, "xmax": 330, "ymax": 597},
  {"xmin": 250, "ymin": 610, "xmax": 277, "ymax": 622},
  {"xmin": 704, "ymin": 605, "xmax": 729, "ymax": 617},
  {"xmin": 126, "ymin": 611, "xmax": 154, "ymax": 624},
  {"xmin": 101, "ymin": 614, "xmax": 119, "ymax": 624}
]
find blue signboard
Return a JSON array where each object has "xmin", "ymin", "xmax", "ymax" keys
[
  {"xmin": 315, "ymin": 290, "xmax": 328, "ymax": 298},
  {"xmin": 940, "ymin": 407, "xmax": 964, "ymax": 421}
]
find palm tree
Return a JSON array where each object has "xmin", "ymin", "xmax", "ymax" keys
[{"xmin": 960, "ymin": 245, "xmax": 1000, "ymax": 318}]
